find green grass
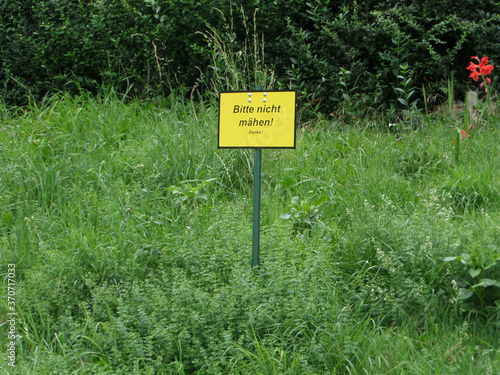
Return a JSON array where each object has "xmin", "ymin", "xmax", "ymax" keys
[{"xmin": 0, "ymin": 91, "xmax": 499, "ymax": 374}]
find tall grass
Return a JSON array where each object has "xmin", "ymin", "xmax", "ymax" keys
[
  {"xmin": 199, "ymin": 6, "xmax": 277, "ymax": 96},
  {"xmin": 0, "ymin": 88, "xmax": 499, "ymax": 373}
]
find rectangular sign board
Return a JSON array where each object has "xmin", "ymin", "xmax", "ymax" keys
[{"xmin": 218, "ymin": 90, "xmax": 297, "ymax": 148}]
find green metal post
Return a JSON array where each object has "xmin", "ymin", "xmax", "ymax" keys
[{"xmin": 252, "ymin": 147, "xmax": 262, "ymax": 267}]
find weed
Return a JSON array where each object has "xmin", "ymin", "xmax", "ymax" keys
[
  {"xmin": 280, "ymin": 195, "xmax": 329, "ymax": 238},
  {"xmin": 391, "ymin": 64, "xmax": 423, "ymax": 127},
  {"xmin": 445, "ymin": 243, "xmax": 500, "ymax": 313},
  {"xmin": 166, "ymin": 178, "xmax": 216, "ymax": 207},
  {"xmin": 1, "ymin": 92, "xmax": 499, "ymax": 374}
]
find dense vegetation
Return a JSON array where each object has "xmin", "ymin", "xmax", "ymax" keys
[
  {"xmin": 0, "ymin": 90, "xmax": 499, "ymax": 373},
  {"xmin": 1, "ymin": 0, "xmax": 500, "ymax": 113},
  {"xmin": 1, "ymin": 1, "xmax": 500, "ymax": 373}
]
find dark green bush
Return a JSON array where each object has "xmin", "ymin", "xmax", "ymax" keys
[
  {"xmin": 1, "ymin": 0, "xmax": 499, "ymax": 113},
  {"xmin": 0, "ymin": 0, "xmax": 227, "ymax": 105},
  {"xmin": 280, "ymin": 0, "xmax": 500, "ymax": 116}
]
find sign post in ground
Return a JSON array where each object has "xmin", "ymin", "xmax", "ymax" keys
[
  {"xmin": 218, "ymin": 90, "xmax": 296, "ymax": 267},
  {"xmin": 252, "ymin": 147, "xmax": 262, "ymax": 267}
]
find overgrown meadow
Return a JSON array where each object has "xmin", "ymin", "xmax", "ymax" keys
[{"xmin": 1, "ymin": 90, "xmax": 500, "ymax": 374}]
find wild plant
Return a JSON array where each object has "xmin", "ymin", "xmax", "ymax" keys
[
  {"xmin": 445, "ymin": 242, "xmax": 500, "ymax": 314},
  {"xmin": 280, "ymin": 195, "xmax": 329, "ymax": 239},
  {"xmin": 391, "ymin": 64, "xmax": 422, "ymax": 127},
  {"xmin": 453, "ymin": 56, "xmax": 496, "ymax": 163},
  {"xmin": 334, "ymin": 68, "xmax": 362, "ymax": 120},
  {"xmin": 452, "ymin": 102, "xmax": 471, "ymax": 165},
  {"xmin": 200, "ymin": 6, "xmax": 276, "ymax": 96},
  {"xmin": 166, "ymin": 178, "xmax": 216, "ymax": 207},
  {"xmin": 2, "ymin": 92, "xmax": 500, "ymax": 374},
  {"xmin": 339, "ymin": 192, "xmax": 458, "ymax": 324},
  {"xmin": 448, "ymin": 71, "xmax": 455, "ymax": 115},
  {"xmin": 465, "ymin": 56, "xmax": 496, "ymax": 126},
  {"xmin": 285, "ymin": 61, "xmax": 325, "ymax": 123}
]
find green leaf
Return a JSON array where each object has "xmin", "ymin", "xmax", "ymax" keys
[
  {"xmin": 312, "ymin": 194, "xmax": 329, "ymax": 206},
  {"xmin": 474, "ymin": 279, "xmax": 500, "ymax": 288},
  {"xmin": 458, "ymin": 288, "xmax": 474, "ymax": 300},
  {"xmin": 468, "ymin": 268, "xmax": 481, "ymax": 278},
  {"xmin": 458, "ymin": 254, "xmax": 470, "ymax": 265},
  {"xmin": 443, "ymin": 256, "xmax": 457, "ymax": 262},
  {"xmin": 398, "ymin": 98, "xmax": 408, "ymax": 106}
]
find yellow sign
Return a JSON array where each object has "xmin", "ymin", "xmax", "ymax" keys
[{"xmin": 218, "ymin": 90, "xmax": 297, "ymax": 148}]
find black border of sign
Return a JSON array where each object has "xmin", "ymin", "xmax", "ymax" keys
[{"xmin": 218, "ymin": 90, "xmax": 297, "ymax": 149}]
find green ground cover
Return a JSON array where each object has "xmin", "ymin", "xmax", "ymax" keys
[{"xmin": 0, "ymin": 92, "xmax": 499, "ymax": 373}]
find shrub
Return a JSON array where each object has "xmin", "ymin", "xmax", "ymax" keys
[
  {"xmin": 281, "ymin": 0, "xmax": 500, "ymax": 116},
  {"xmin": 2, "ymin": 0, "xmax": 499, "ymax": 114}
]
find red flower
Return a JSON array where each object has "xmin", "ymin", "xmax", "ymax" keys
[
  {"xmin": 461, "ymin": 130, "xmax": 470, "ymax": 140},
  {"xmin": 467, "ymin": 67, "xmax": 480, "ymax": 81},
  {"xmin": 479, "ymin": 57, "xmax": 494, "ymax": 75},
  {"xmin": 466, "ymin": 62, "xmax": 480, "ymax": 81},
  {"xmin": 466, "ymin": 56, "xmax": 494, "ymax": 81}
]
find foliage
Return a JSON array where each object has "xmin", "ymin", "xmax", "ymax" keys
[
  {"xmin": 198, "ymin": 6, "xmax": 277, "ymax": 96},
  {"xmin": 281, "ymin": 0, "xmax": 500, "ymax": 115},
  {"xmin": 1, "ymin": 92, "xmax": 500, "ymax": 373},
  {"xmin": 0, "ymin": 0, "xmax": 226, "ymax": 105},
  {"xmin": 391, "ymin": 64, "xmax": 423, "ymax": 126},
  {"xmin": 445, "ymin": 243, "xmax": 500, "ymax": 314},
  {"xmin": 167, "ymin": 179, "xmax": 215, "ymax": 206},
  {"xmin": 279, "ymin": 194, "xmax": 329, "ymax": 238},
  {"xmin": 1, "ymin": 0, "xmax": 499, "ymax": 117}
]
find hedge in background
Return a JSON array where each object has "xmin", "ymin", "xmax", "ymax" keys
[
  {"xmin": 0, "ymin": 0, "xmax": 227, "ymax": 105},
  {"xmin": 280, "ymin": 0, "xmax": 500, "ymax": 117},
  {"xmin": 1, "ymin": 0, "xmax": 499, "ymax": 113}
]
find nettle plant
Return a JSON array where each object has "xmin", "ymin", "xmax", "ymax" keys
[
  {"xmin": 280, "ymin": 195, "xmax": 329, "ymax": 238},
  {"xmin": 444, "ymin": 242, "xmax": 500, "ymax": 313}
]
